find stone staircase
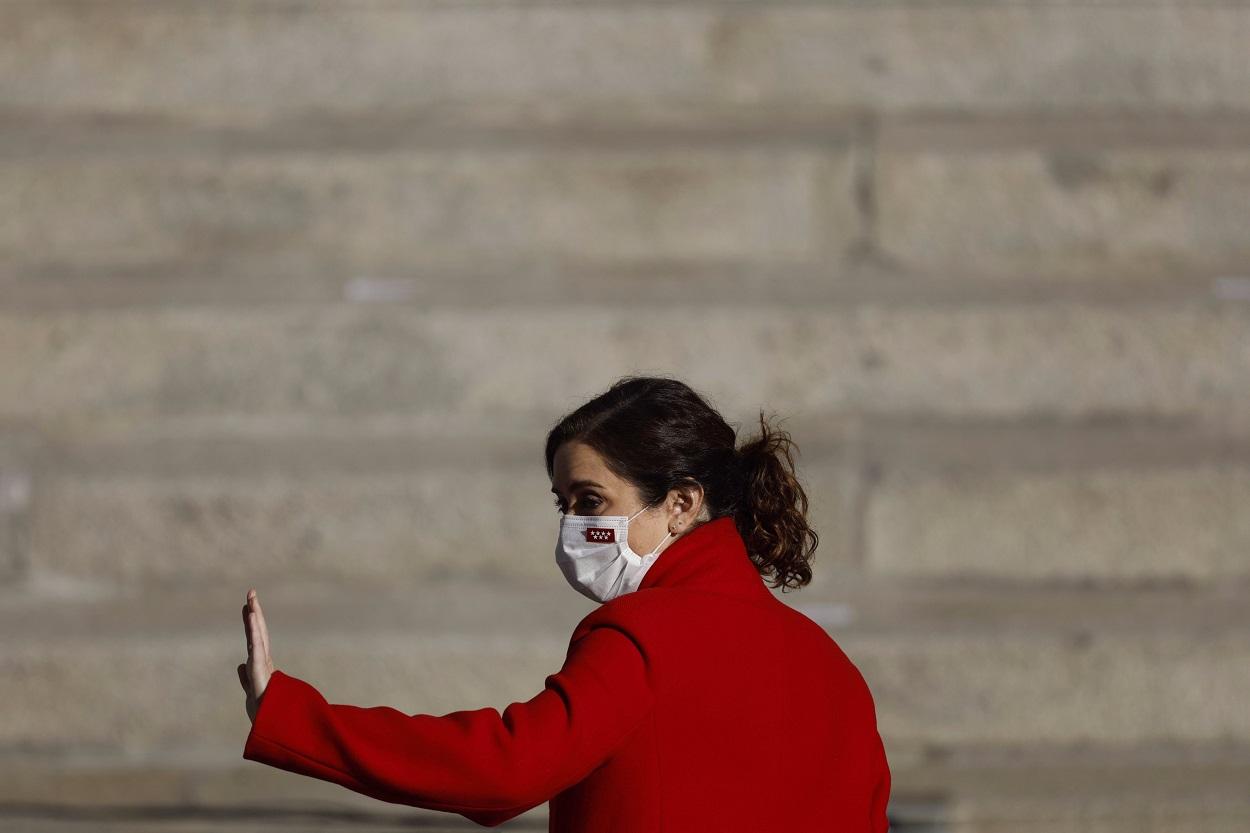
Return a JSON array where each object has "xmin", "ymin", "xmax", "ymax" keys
[{"xmin": 3, "ymin": 2, "xmax": 1250, "ymax": 831}]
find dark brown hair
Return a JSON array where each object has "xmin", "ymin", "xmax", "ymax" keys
[{"xmin": 544, "ymin": 375, "xmax": 817, "ymax": 591}]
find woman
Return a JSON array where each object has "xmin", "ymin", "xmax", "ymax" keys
[{"xmin": 239, "ymin": 375, "xmax": 892, "ymax": 832}]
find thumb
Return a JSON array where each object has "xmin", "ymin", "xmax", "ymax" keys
[{"xmin": 237, "ymin": 663, "xmax": 249, "ymax": 692}]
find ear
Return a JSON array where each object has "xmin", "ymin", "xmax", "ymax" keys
[{"xmin": 668, "ymin": 483, "xmax": 704, "ymax": 527}]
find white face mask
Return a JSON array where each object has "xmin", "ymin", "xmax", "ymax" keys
[{"xmin": 555, "ymin": 503, "xmax": 675, "ymax": 603}]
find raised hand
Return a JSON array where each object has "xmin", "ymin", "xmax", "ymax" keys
[{"xmin": 238, "ymin": 588, "xmax": 275, "ymax": 724}]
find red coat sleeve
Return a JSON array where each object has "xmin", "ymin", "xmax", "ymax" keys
[{"xmin": 241, "ymin": 623, "xmax": 654, "ymax": 827}]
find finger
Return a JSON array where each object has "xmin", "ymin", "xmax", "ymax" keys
[
  {"xmin": 247, "ymin": 615, "xmax": 268, "ymax": 693},
  {"xmin": 249, "ymin": 589, "xmax": 271, "ymax": 664},
  {"xmin": 246, "ymin": 606, "xmax": 262, "ymax": 672},
  {"xmin": 242, "ymin": 603, "xmax": 254, "ymax": 656},
  {"xmin": 247, "ymin": 604, "xmax": 258, "ymax": 653}
]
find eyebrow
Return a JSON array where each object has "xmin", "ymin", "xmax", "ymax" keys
[{"xmin": 551, "ymin": 479, "xmax": 606, "ymax": 497}]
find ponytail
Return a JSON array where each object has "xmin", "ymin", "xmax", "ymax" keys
[{"xmin": 734, "ymin": 410, "xmax": 818, "ymax": 592}]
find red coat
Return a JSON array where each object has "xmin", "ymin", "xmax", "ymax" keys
[{"xmin": 243, "ymin": 515, "xmax": 892, "ymax": 831}]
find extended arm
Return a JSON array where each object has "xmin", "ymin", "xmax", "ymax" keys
[{"xmin": 242, "ymin": 624, "xmax": 654, "ymax": 827}]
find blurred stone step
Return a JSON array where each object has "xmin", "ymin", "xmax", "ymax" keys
[
  {"xmin": 0, "ymin": 146, "xmax": 857, "ymax": 277},
  {"xmin": 2, "ymin": 576, "xmax": 1247, "ymax": 756},
  {"xmin": 6, "ymin": 3, "xmax": 1250, "ymax": 119},
  {"xmin": 900, "ymin": 742, "xmax": 1250, "ymax": 833},
  {"xmin": 3, "ymin": 407, "xmax": 1249, "ymax": 587},
  {"xmin": 5, "ymin": 136, "xmax": 1250, "ymax": 281},
  {"xmin": 2, "ymin": 301, "xmax": 1247, "ymax": 429},
  {"xmin": 0, "ymin": 144, "xmax": 850, "ymax": 277},
  {"xmin": 871, "ymin": 139, "xmax": 1250, "ymax": 281},
  {"xmin": 1, "ymin": 742, "xmax": 1248, "ymax": 833}
]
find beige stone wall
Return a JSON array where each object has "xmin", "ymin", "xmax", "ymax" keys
[{"xmin": 2, "ymin": 2, "xmax": 1249, "ymax": 830}]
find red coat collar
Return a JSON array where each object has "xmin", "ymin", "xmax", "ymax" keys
[{"xmin": 637, "ymin": 515, "xmax": 773, "ymax": 603}]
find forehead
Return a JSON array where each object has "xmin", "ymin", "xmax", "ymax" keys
[{"xmin": 552, "ymin": 441, "xmax": 620, "ymax": 488}]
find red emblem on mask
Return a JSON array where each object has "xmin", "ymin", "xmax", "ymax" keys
[{"xmin": 585, "ymin": 527, "xmax": 616, "ymax": 543}]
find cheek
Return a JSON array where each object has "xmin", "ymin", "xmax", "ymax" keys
[{"xmin": 628, "ymin": 523, "xmax": 661, "ymax": 553}]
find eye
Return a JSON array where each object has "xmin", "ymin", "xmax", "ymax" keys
[{"xmin": 553, "ymin": 495, "xmax": 603, "ymax": 514}]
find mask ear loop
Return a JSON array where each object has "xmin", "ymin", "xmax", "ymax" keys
[
  {"xmin": 647, "ymin": 528, "xmax": 674, "ymax": 557},
  {"xmin": 627, "ymin": 503, "xmax": 650, "ymax": 524},
  {"xmin": 631, "ymin": 499, "xmax": 686, "ymax": 557},
  {"xmin": 627, "ymin": 501, "xmax": 672, "ymax": 558}
]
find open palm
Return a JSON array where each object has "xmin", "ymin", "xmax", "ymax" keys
[{"xmin": 237, "ymin": 588, "xmax": 275, "ymax": 724}]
